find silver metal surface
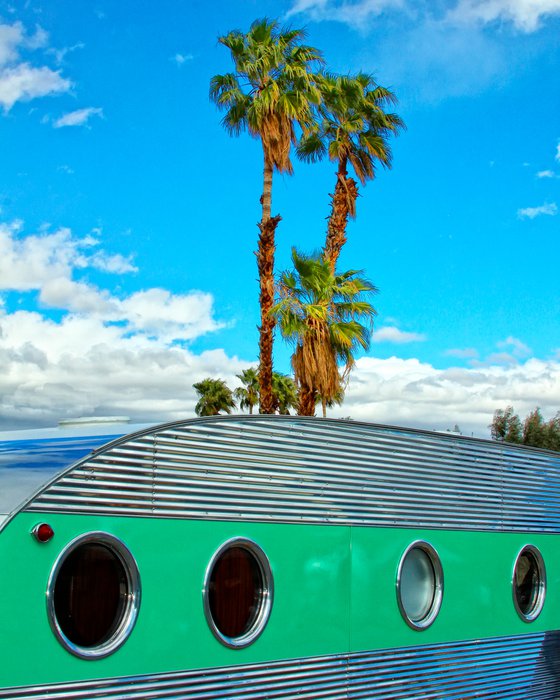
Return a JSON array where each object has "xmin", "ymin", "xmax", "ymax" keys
[
  {"xmin": 202, "ymin": 537, "xmax": 274, "ymax": 648},
  {"xmin": 16, "ymin": 415, "xmax": 560, "ymax": 532},
  {"xmin": 46, "ymin": 532, "xmax": 141, "ymax": 659},
  {"xmin": 512, "ymin": 544, "xmax": 547, "ymax": 622},
  {"xmin": 1, "ymin": 631, "xmax": 559, "ymax": 698},
  {"xmin": 396, "ymin": 540, "xmax": 444, "ymax": 630}
]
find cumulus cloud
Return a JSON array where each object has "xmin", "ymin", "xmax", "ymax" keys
[
  {"xmin": 556, "ymin": 141, "xmax": 560, "ymax": 161},
  {"xmin": 0, "ymin": 21, "xmax": 71, "ymax": 112},
  {"xmin": 517, "ymin": 202, "xmax": 558, "ymax": 219},
  {"xmin": 0, "ymin": 220, "xmax": 242, "ymax": 429},
  {"xmin": 537, "ymin": 169, "xmax": 556, "ymax": 178},
  {"xmin": 330, "ymin": 355, "xmax": 560, "ymax": 436},
  {"xmin": 53, "ymin": 107, "xmax": 103, "ymax": 128},
  {"xmin": 372, "ymin": 326, "xmax": 426, "ymax": 343}
]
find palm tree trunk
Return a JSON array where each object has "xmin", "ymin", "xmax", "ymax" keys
[
  {"xmin": 298, "ymin": 386, "xmax": 316, "ymax": 416},
  {"xmin": 324, "ymin": 157, "xmax": 359, "ymax": 273},
  {"xmin": 321, "ymin": 396, "xmax": 327, "ymax": 418},
  {"xmin": 257, "ymin": 155, "xmax": 280, "ymax": 414}
]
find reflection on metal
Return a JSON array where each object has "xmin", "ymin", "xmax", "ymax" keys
[
  {"xmin": 20, "ymin": 416, "xmax": 560, "ymax": 533},
  {"xmin": 1, "ymin": 631, "xmax": 559, "ymax": 699}
]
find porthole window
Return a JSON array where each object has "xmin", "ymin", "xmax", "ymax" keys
[
  {"xmin": 513, "ymin": 545, "xmax": 546, "ymax": 622},
  {"xmin": 47, "ymin": 532, "xmax": 141, "ymax": 659},
  {"xmin": 397, "ymin": 541, "xmax": 443, "ymax": 630},
  {"xmin": 203, "ymin": 538, "xmax": 273, "ymax": 648}
]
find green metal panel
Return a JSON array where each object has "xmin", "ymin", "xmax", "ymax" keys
[
  {"xmin": 2, "ymin": 512, "xmax": 560, "ymax": 689},
  {"xmin": 350, "ymin": 528, "xmax": 560, "ymax": 650},
  {"xmin": 0, "ymin": 513, "xmax": 351, "ymax": 688}
]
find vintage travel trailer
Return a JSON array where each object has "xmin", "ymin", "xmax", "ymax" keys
[{"xmin": 1, "ymin": 414, "xmax": 560, "ymax": 698}]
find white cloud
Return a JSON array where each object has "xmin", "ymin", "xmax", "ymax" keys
[
  {"xmin": 517, "ymin": 202, "xmax": 558, "ymax": 219},
  {"xmin": 0, "ymin": 220, "xmax": 242, "ymax": 429},
  {"xmin": 0, "ymin": 21, "xmax": 71, "ymax": 112},
  {"xmin": 497, "ymin": 335, "xmax": 532, "ymax": 358},
  {"xmin": 556, "ymin": 141, "xmax": 560, "ymax": 161},
  {"xmin": 287, "ymin": 0, "xmax": 560, "ymax": 31},
  {"xmin": 372, "ymin": 326, "xmax": 426, "ymax": 343},
  {"xmin": 172, "ymin": 53, "xmax": 193, "ymax": 66},
  {"xmin": 447, "ymin": 0, "xmax": 560, "ymax": 32},
  {"xmin": 330, "ymin": 355, "xmax": 560, "ymax": 437},
  {"xmin": 444, "ymin": 347, "xmax": 479, "ymax": 359},
  {"xmin": 536, "ymin": 169, "xmax": 556, "ymax": 178},
  {"xmin": 286, "ymin": 0, "xmax": 406, "ymax": 27},
  {"xmin": 53, "ymin": 107, "xmax": 103, "ymax": 128}
]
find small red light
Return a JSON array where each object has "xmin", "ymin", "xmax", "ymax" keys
[{"xmin": 32, "ymin": 523, "xmax": 54, "ymax": 543}]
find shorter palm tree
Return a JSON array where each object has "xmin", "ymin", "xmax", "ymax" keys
[
  {"xmin": 272, "ymin": 372, "xmax": 298, "ymax": 414},
  {"xmin": 193, "ymin": 378, "xmax": 236, "ymax": 416},
  {"xmin": 272, "ymin": 250, "xmax": 377, "ymax": 416},
  {"xmin": 234, "ymin": 367, "xmax": 260, "ymax": 414}
]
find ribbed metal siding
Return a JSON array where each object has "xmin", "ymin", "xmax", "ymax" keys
[
  {"xmin": 25, "ymin": 416, "xmax": 560, "ymax": 532},
  {"xmin": 2, "ymin": 632, "xmax": 559, "ymax": 699}
]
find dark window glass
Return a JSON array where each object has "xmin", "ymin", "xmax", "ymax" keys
[
  {"xmin": 208, "ymin": 545, "xmax": 263, "ymax": 639},
  {"xmin": 53, "ymin": 543, "xmax": 128, "ymax": 647},
  {"xmin": 514, "ymin": 549, "xmax": 543, "ymax": 618}
]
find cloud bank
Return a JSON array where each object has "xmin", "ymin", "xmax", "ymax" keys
[{"xmin": 1, "ymin": 221, "xmax": 558, "ymax": 438}]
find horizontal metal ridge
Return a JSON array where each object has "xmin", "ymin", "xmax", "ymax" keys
[
  {"xmin": 2, "ymin": 632, "xmax": 559, "ymax": 699},
  {"xmin": 24, "ymin": 416, "xmax": 560, "ymax": 532}
]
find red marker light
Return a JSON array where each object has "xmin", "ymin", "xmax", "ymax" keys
[{"xmin": 32, "ymin": 523, "xmax": 54, "ymax": 543}]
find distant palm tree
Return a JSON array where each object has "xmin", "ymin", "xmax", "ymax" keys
[
  {"xmin": 297, "ymin": 73, "xmax": 404, "ymax": 272},
  {"xmin": 234, "ymin": 367, "xmax": 259, "ymax": 414},
  {"xmin": 272, "ymin": 372, "xmax": 298, "ymax": 414},
  {"xmin": 210, "ymin": 19, "xmax": 323, "ymax": 414},
  {"xmin": 193, "ymin": 378, "xmax": 236, "ymax": 416},
  {"xmin": 272, "ymin": 250, "xmax": 377, "ymax": 416}
]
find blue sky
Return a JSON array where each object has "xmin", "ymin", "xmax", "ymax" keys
[{"xmin": 0, "ymin": 0, "xmax": 558, "ymax": 435}]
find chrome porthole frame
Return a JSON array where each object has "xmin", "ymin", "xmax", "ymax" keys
[
  {"xmin": 46, "ymin": 532, "xmax": 141, "ymax": 659},
  {"xmin": 512, "ymin": 544, "xmax": 546, "ymax": 622},
  {"xmin": 396, "ymin": 540, "xmax": 444, "ymax": 631},
  {"xmin": 203, "ymin": 537, "xmax": 273, "ymax": 649}
]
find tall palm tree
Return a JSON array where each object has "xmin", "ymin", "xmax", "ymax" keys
[
  {"xmin": 193, "ymin": 378, "xmax": 236, "ymax": 416},
  {"xmin": 272, "ymin": 250, "xmax": 377, "ymax": 416},
  {"xmin": 272, "ymin": 371, "xmax": 298, "ymax": 414},
  {"xmin": 297, "ymin": 72, "xmax": 404, "ymax": 272},
  {"xmin": 234, "ymin": 367, "xmax": 259, "ymax": 414},
  {"xmin": 210, "ymin": 19, "xmax": 323, "ymax": 414}
]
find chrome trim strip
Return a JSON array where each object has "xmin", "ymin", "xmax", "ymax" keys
[
  {"xmin": 22, "ymin": 416, "xmax": 560, "ymax": 532},
  {"xmin": 1, "ymin": 631, "xmax": 559, "ymax": 698},
  {"xmin": 46, "ymin": 532, "xmax": 141, "ymax": 659}
]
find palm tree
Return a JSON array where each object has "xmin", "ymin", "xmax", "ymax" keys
[
  {"xmin": 272, "ymin": 250, "xmax": 377, "ymax": 416},
  {"xmin": 193, "ymin": 378, "xmax": 236, "ymax": 416},
  {"xmin": 297, "ymin": 72, "xmax": 404, "ymax": 272},
  {"xmin": 234, "ymin": 367, "xmax": 259, "ymax": 414},
  {"xmin": 210, "ymin": 19, "xmax": 322, "ymax": 414},
  {"xmin": 272, "ymin": 372, "xmax": 298, "ymax": 414}
]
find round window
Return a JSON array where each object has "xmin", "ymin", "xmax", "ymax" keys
[
  {"xmin": 203, "ymin": 538, "xmax": 273, "ymax": 648},
  {"xmin": 47, "ymin": 532, "xmax": 141, "ymax": 659},
  {"xmin": 397, "ymin": 541, "xmax": 443, "ymax": 630},
  {"xmin": 513, "ymin": 545, "xmax": 546, "ymax": 621}
]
